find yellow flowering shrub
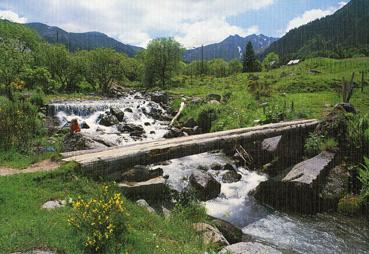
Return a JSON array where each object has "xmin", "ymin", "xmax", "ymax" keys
[{"xmin": 68, "ymin": 184, "xmax": 127, "ymax": 253}]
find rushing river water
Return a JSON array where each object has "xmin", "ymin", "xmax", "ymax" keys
[{"xmin": 49, "ymin": 94, "xmax": 369, "ymax": 254}]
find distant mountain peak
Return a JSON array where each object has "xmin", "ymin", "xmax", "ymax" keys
[{"xmin": 184, "ymin": 34, "xmax": 278, "ymax": 62}]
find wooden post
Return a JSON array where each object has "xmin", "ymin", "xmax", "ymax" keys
[{"xmin": 362, "ymin": 71, "xmax": 365, "ymax": 93}]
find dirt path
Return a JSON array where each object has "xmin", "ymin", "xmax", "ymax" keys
[{"xmin": 0, "ymin": 159, "xmax": 61, "ymax": 176}]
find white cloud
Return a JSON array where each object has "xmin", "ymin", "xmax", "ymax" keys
[
  {"xmin": 175, "ymin": 18, "xmax": 259, "ymax": 48},
  {"xmin": 0, "ymin": 0, "xmax": 275, "ymax": 48},
  {"xmin": 0, "ymin": 10, "xmax": 27, "ymax": 23},
  {"xmin": 285, "ymin": 2, "xmax": 347, "ymax": 33}
]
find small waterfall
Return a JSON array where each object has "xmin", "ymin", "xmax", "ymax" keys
[{"xmin": 47, "ymin": 93, "xmax": 170, "ymax": 146}]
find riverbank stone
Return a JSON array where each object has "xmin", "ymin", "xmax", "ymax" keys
[
  {"xmin": 119, "ymin": 165, "xmax": 163, "ymax": 182},
  {"xmin": 189, "ymin": 170, "xmax": 221, "ymax": 201},
  {"xmin": 219, "ymin": 242, "xmax": 282, "ymax": 254},
  {"xmin": 254, "ymin": 151, "xmax": 337, "ymax": 213},
  {"xmin": 211, "ymin": 218, "xmax": 243, "ymax": 244},
  {"xmin": 110, "ymin": 107, "xmax": 125, "ymax": 121},
  {"xmin": 118, "ymin": 176, "xmax": 167, "ymax": 201},
  {"xmin": 193, "ymin": 222, "xmax": 229, "ymax": 247}
]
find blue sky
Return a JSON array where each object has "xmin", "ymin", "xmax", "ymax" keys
[{"xmin": 0, "ymin": 0, "xmax": 347, "ymax": 48}]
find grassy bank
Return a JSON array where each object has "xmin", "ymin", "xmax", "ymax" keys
[
  {"xmin": 168, "ymin": 57, "xmax": 369, "ymax": 131},
  {"xmin": 0, "ymin": 163, "xmax": 208, "ymax": 254}
]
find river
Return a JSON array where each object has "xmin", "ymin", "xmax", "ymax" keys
[{"xmin": 49, "ymin": 93, "xmax": 369, "ymax": 254}]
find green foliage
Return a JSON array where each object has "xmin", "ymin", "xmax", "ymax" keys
[
  {"xmin": 248, "ymin": 79, "xmax": 272, "ymax": 99},
  {"xmin": 304, "ymin": 133, "xmax": 338, "ymax": 157},
  {"xmin": 0, "ymin": 38, "xmax": 32, "ymax": 99},
  {"xmin": 0, "ymin": 96, "xmax": 42, "ymax": 151},
  {"xmin": 242, "ymin": 42, "xmax": 261, "ymax": 73},
  {"xmin": 358, "ymin": 157, "xmax": 369, "ymax": 200},
  {"xmin": 346, "ymin": 114, "xmax": 369, "ymax": 152},
  {"xmin": 262, "ymin": 52, "xmax": 280, "ymax": 70},
  {"xmin": 228, "ymin": 59, "xmax": 243, "ymax": 74},
  {"xmin": 68, "ymin": 184, "xmax": 127, "ymax": 253},
  {"xmin": 338, "ymin": 195, "xmax": 363, "ymax": 216},
  {"xmin": 305, "ymin": 133, "xmax": 325, "ymax": 157},
  {"xmin": 208, "ymin": 58, "xmax": 229, "ymax": 77},
  {"xmin": 144, "ymin": 38, "xmax": 184, "ymax": 87}
]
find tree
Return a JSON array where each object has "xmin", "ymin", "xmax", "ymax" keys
[
  {"xmin": 209, "ymin": 59, "xmax": 229, "ymax": 77},
  {"xmin": 0, "ymin": 39, "xmax": 32, "ymax": 100},
  {"xmin": 228, "ymin": 59, "xmax": 243, "ymax": 74},
  {"xmin": 242, "ymin": 42, "xmax": 260, "ymax": 72},
  {"xmin": 262, "ymin": 52, "xmax": 280, "ymax": 71},
  {"xmin": 144, "ymin": 38, "xmax": 183, "ymax": 87},
  {"xmin": 85, "ymin": 48, "xmax": 125, "ymax": 94}
]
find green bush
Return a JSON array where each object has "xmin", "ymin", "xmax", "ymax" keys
[
  {"xmin": 0, "ymin": 96, "xmax": 42, "ymax": 151},
  {"xmin": 196, "ymin": 104, "xmax": 219, "ymax": 133},
  {"xmin": 338, "ymin": 195, "xmax": 363, "ymax": 216},
  {"xmin": 305, "ymin": 133, "xmax": 324, "ymax": 157},
  {"xmin": 304, "ymin": 134, "xmax": 338, "ymax": 157},
  {"xmin": 346, "ymin": 114, "xmax": 369, "ymax": 154},
  {"xmin": 68, "ymin": 184, "xmax": 127, "ymax": 253},
  {"xmin": 358, "ymin": 157, "xmax": 369, "ymax": 200}
]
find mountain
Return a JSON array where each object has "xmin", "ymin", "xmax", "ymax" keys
[
  {"xmin": 183, "ymin": 34, "xmax": 278, "ymax": 62},
  {"xmin": 264, "ymin": 0, "xmax": 369, "ymax": 61},
  {"xmin": 26, "ymin": 22, "xmax": 142, "ymax": 56}
]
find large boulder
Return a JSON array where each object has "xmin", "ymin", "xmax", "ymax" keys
[
  {"xmin": 254, "ymin": 152, "xmax": 337, "ymax": 214},
  {"xmin": 110, "ymin": 107, "xmax": 125, "ymax": 121},
  {"xmin": 119, "ymin": 176, "xmax": 167, "ymax": 200},
  {"xmin": 62, "ymin": 133, "xmax": 106, "ymax": 152},
  {"xmin": 98, "ymin": 113, "xmax": 119, "ymax": 126},
  {"xmin": 192, "ymin": 223, "xmax": 229, "ymax": 247},
  {"xmin": 117, "ymin": 123, "xmax": 145, "ymax": 137},
  {"xmin": 320, "ymin": 164, "xmax": 349, "ymax": 211},
  {"xmin": 222, "ymin": 170, "xmax": 242, "ymax": 183},
  {"xmin": 119, "ymin": 165, "xmax": 163, "ymax": 182},
  {"xmin": 189, "ymin": 170, "xmax": 221, "ymax": 201},
  {"xmin": 219, "ymin": 242, "xmax": 281, "ymax": 254},
  {"xmin": 150, "ymin": 91, "xmax": 169, "ymax": 104},
  {"xmin": 211, "ymin": 219, "xmax": 243, "ymax": 244}
]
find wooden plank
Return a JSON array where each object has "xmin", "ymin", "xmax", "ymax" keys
[{"xmin": 63, "ymin": 119, "xmax": 319, "ymax": 177}]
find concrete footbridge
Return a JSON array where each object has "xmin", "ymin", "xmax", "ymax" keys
[{"xmin": 62, "ymin": 119, "xmax": 319, "ymax": 177}]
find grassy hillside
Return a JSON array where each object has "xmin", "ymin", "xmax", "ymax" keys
[
  {"xmin": 169, "ymin": 57, "xmax": 369, "ymax": 131},
  {"xmin": 0, "ymin": 163, "xmax": 209, "ymax": 254}
]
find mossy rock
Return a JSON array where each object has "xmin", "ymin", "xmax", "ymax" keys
[{"xmin": 338, "ymin": 195, "xmax": 363, "ymax": 216}]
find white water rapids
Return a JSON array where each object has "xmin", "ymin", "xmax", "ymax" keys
[{"xmin": 49, "ymin": 94, "xmax": 369, "ymax": 254}]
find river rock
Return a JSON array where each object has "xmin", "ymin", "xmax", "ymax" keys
[
  {"xmin": 110, "ymin": 107, "xmax": 125, "ymax": 121},
  {"xmin": 124, "ymin": 108, "xmax": 133, "ymax": 113},
  {"xmin": 119, "ymin": 176, "xmax": 167, "ymax": 200},
  {"xmin": 211, "ymin": 218, "xmax": 243, "ymax": 244},
  {"xmin": 119, "ymin": 165, "xmax": 163, "ymax": 182},
  {"xmin": 192, "ymin": 223, "xmax": 229, "ymax": 247},
  {"xmin": 219, "ymin": 242, "xmax": 282, "ymax": 254},
  {"xmin": 117, "ymin": 123, "xmax": 145, "ymax": 137},
  {"xmin": 150, "ymin": 91, "xmax": 169, "ymax": 104},
  {"xmin": 98, "ymin": 113, "xmax": 119, "ymax": 126},
  {"xmin": 80, "ymin": 121, "xmax": 90, "ymax": 129},
  {"xmin": 222, "ymin": 170, "xmax": 242, "ymax": 183},
  {"xmin": 136, "ymin": 199, "xmax": 156, "ymax": 213},
  {"xmin": 320, "ymin": 164, "xmax": 349, "ymax": 211},
  {"xmin": 62, "ymin": 133, "xmax": 106, "ymax": 152},
  {"xmin": 163, "ymin": 127, "xmax": 185, "ymax": 139},
  {"xmin": 189, "ymin": 170, "xmax": 221, "ymax": 201},
  {"xmin": 254, "ymin": 151, "xmax": 336, "ymax": 214},
  {"xmin": 206, "ymin": 93, "xmax": 222, "ymax": 102},
  {"xmin": 41, "ymin": 200, "xmax": 66, "ymax": 210},
  {"xmin": 210, "ymin": 163, "xmax": 223, "ymax": 171}
]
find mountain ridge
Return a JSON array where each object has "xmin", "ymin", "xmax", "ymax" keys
[
  {"xmin": 264, "ymin": 0, "xmax": 369, "ymax": 61},
  {"xmin": 26, "ymin": 22, "xmax": 142, "ymax": 56},
  {"xmin": 184, "ymin": 34, "xmax": 278, "ymax": 62}
]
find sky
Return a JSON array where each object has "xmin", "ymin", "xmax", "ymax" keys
[{"xmin": 0, "ymin": 0, "xmax": 348, "ymax": 49}]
